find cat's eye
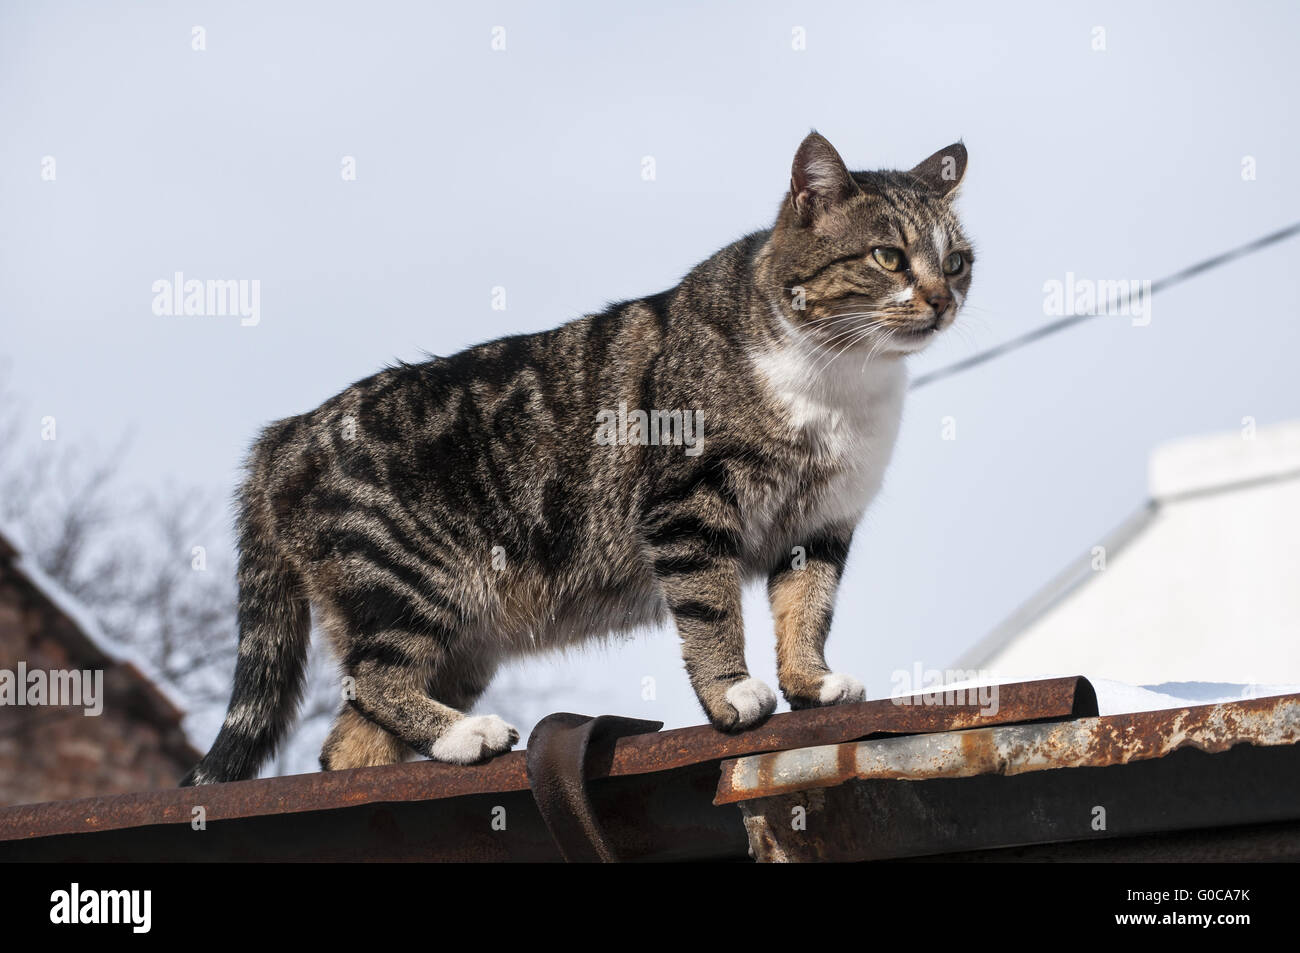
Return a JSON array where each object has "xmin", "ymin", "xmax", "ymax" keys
[
  {"xmin": 872, "ymin": 247, "xmax": 905, "ymax": 272},
  {"xmin": 942, "ymin": 251, "xmax": 964, "ymax": 275}
]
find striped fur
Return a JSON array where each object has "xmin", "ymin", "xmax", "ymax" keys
[{"xmin": 181, "ymin": 133, "xmax": 973, "ymax": 784}]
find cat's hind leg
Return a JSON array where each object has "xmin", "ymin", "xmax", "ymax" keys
[
  {"xmin": 319, "ymin": 646, "xmax": 501, "ymax": 770},
  {"xmin": 319, "ymin": 706, "xmax": 414, "ymax": 771},
  {"xmin": 343, "ymin": 629, "xmax": 518, "ymax": 765}
]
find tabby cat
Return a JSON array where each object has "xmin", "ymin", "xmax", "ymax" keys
[{"xmin": 181, "ymin": 132, "xmax": 972, "ymax": 784}]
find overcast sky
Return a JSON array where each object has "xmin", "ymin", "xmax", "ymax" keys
[{"xmin": 3, "ymin": 1, "xmax": 1298, "ymax": 758}]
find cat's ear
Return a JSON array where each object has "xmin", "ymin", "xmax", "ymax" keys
[
  {"xmin": 908, "ymin": 142, "xmax": 967, "ymax": 197},
  {"xmin": 789, "ymin": 132, "xmax": 861, "ymax": 226}
]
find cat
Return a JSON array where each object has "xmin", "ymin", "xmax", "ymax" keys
[{"xmin": 181, "ymin": 132, "xmax": 973, "ymax": 785}]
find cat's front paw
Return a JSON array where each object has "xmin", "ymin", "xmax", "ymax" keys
[
  {"xmin": 817, "ymin": 672, "xmax": 866, "ymax": 705},
  {"xmin": 785, "ymin": 672, "xmax": 866, "ymax": 709},
  {"xmin": 710, "ymin": 677, "xmax": 777, "ymax": 732},
  {"xmin": 429, "ymin": 714, "xmax": 520, "ymax": 764}
]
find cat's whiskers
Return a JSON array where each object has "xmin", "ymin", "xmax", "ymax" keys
[
  {"xmin": 947, "ymin": 320, "xmax": 982, "ymax": 353},
  {"xmin": 810, "ymin": 309, "xmax": 891, "ymax": 320},
  {"xmin": 827, "ymin": 326, "xmax": 886, "ymax": 377},
  {"xmin": 806, "ymin": 310, "xmax": 893, "ymax": 327},
  {"xmin": 803, "ymin": 328, "xmax": 868, "ymax": 378},
  {"xmin": 814, "ymin": 320, "xmax": 892, "ymax": 344},
  {"xmin": 808, "ymin": 313, "xmax": 896, "ymax": 333},
  {"xmin": 803, "ymin": 316, "xmax": 887, "ymax": 349},
  {"xmin": 860, "ymin": 329, "xmax": 895, "ymax": 372},
  {"xmin": 803, "ymin": 320, "xmax": 892, "ymax": 369},
  {"xmin": 953, "ymin": 311, "xmax": 990, "ymax": 337},
  {"xmin": 812, "ymin": 313, "xmax": 902, "ymax": 381},
  {"xmin": 808, "ymin": 321, "xmax": 890, "ymax": 377}
]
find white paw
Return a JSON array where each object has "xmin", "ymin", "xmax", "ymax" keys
[
  {"xmin": 429, "ymin": 715, "xmax": 519, "ymax": 764},
  {"xmin": 725, "ymin": 677, "xmax": 778, "ymax": 728},
  {"xmin": 818, "ymin": 672, "xmax": 866, "ymax": 705}
]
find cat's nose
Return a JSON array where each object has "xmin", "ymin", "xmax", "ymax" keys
[{"xmin": 927, "ymin": 290, "xmax": 952, "ymax": 315}]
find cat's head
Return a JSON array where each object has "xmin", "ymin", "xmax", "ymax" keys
[{"xmin": 765, "ymin": 132, "xmax": 973, "ymax": 357}]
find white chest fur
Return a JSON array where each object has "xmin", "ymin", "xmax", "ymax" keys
[{"xmin": 750, "ymin": 340, "xmax": 908, "ymax": 533}]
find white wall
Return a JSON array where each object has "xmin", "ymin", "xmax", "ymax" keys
[{"xmin": 977, "ymin": 422, "xmax": 1300, "ymax": 685}]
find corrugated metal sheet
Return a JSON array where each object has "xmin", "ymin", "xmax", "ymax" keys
[
  {"xmin": 0, "ymin": 677, "xmax": 1094, "ymax": 861},
  {"xmin": 719, "ymin": 693, "xmax": 1300, "ymax": 862}
]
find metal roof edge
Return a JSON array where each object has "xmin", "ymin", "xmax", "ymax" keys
[
  {"xmin": 715, "ymin": 691, "xmax": 1300, "ymax": 804},
  {"xmin": 0, "ymin": 676, "xmax": 1094, "ymax": 847}
]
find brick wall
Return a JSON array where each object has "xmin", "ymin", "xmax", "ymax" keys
[{"xmin": 0, "ymin": 560, "xmax": 199, "ymax": 808}]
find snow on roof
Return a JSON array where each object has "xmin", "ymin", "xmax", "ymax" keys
[
  {"xmin": 890, "ymin": 672, "xmax": 1300, "ymax": 717},
  {"xmin": 1150, "ymin": 418, "xmax": 1300, "ymax": 500},
  {"xmin": 0, "ymin": 519, "xmax": 201, "ymax": 751}
]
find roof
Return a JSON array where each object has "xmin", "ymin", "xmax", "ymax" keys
[
  {"xmin": 719, "ymin": 690, "xmax": 1300, "ymax": 862},
  {"xmin": 0, "ymin": 521, "xmax": 202, "ymax": 761},
  {"xmin": 955, "ymin": 420, "xmax": 1300, "ymax": 684},
  {"xmin": 1150, "ymin": 418, "xmax": 1300, "ymax": 500},
  {"xmin": 0, "ymin": 677, "xmax": 1095, "ymax": 861},
  {"xmin": 1, "ymin": 676, "xmax": 1296, "ymax": 862}
]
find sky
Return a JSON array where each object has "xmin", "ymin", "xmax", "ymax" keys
[{"xmin": 2, "ymin": 0, "xmax": 1298, "ymax": 762}]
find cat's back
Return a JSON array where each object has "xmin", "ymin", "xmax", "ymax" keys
[{"xmin": 245, "ymin": 305, "xmax": 674, "ymax": 547}]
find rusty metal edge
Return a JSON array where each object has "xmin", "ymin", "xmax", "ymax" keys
[
  {"xmin": 714, "ymin": 691, "xmax": 1300, "ymax": 804},
  {"xmin": 0, "ymin": 676, "xmax": 1094, "ymax": 844},
  {"xmin": 525, "ymin": 712, "xmax": 663, "ymax": 862}
]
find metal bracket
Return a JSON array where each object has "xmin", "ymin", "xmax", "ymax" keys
[{"xmin": 525, "ymin": 712, "xmax": 663, "ymax": 862}]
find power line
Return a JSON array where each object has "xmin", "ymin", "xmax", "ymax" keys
[{"xmin": 909, "ymin": 220, "xmax": 1300, "ymax": 391}]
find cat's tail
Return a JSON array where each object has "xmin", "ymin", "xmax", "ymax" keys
[{"xmin": 180, "ymin": 476, "xmax": 311, "ymax": 786}]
